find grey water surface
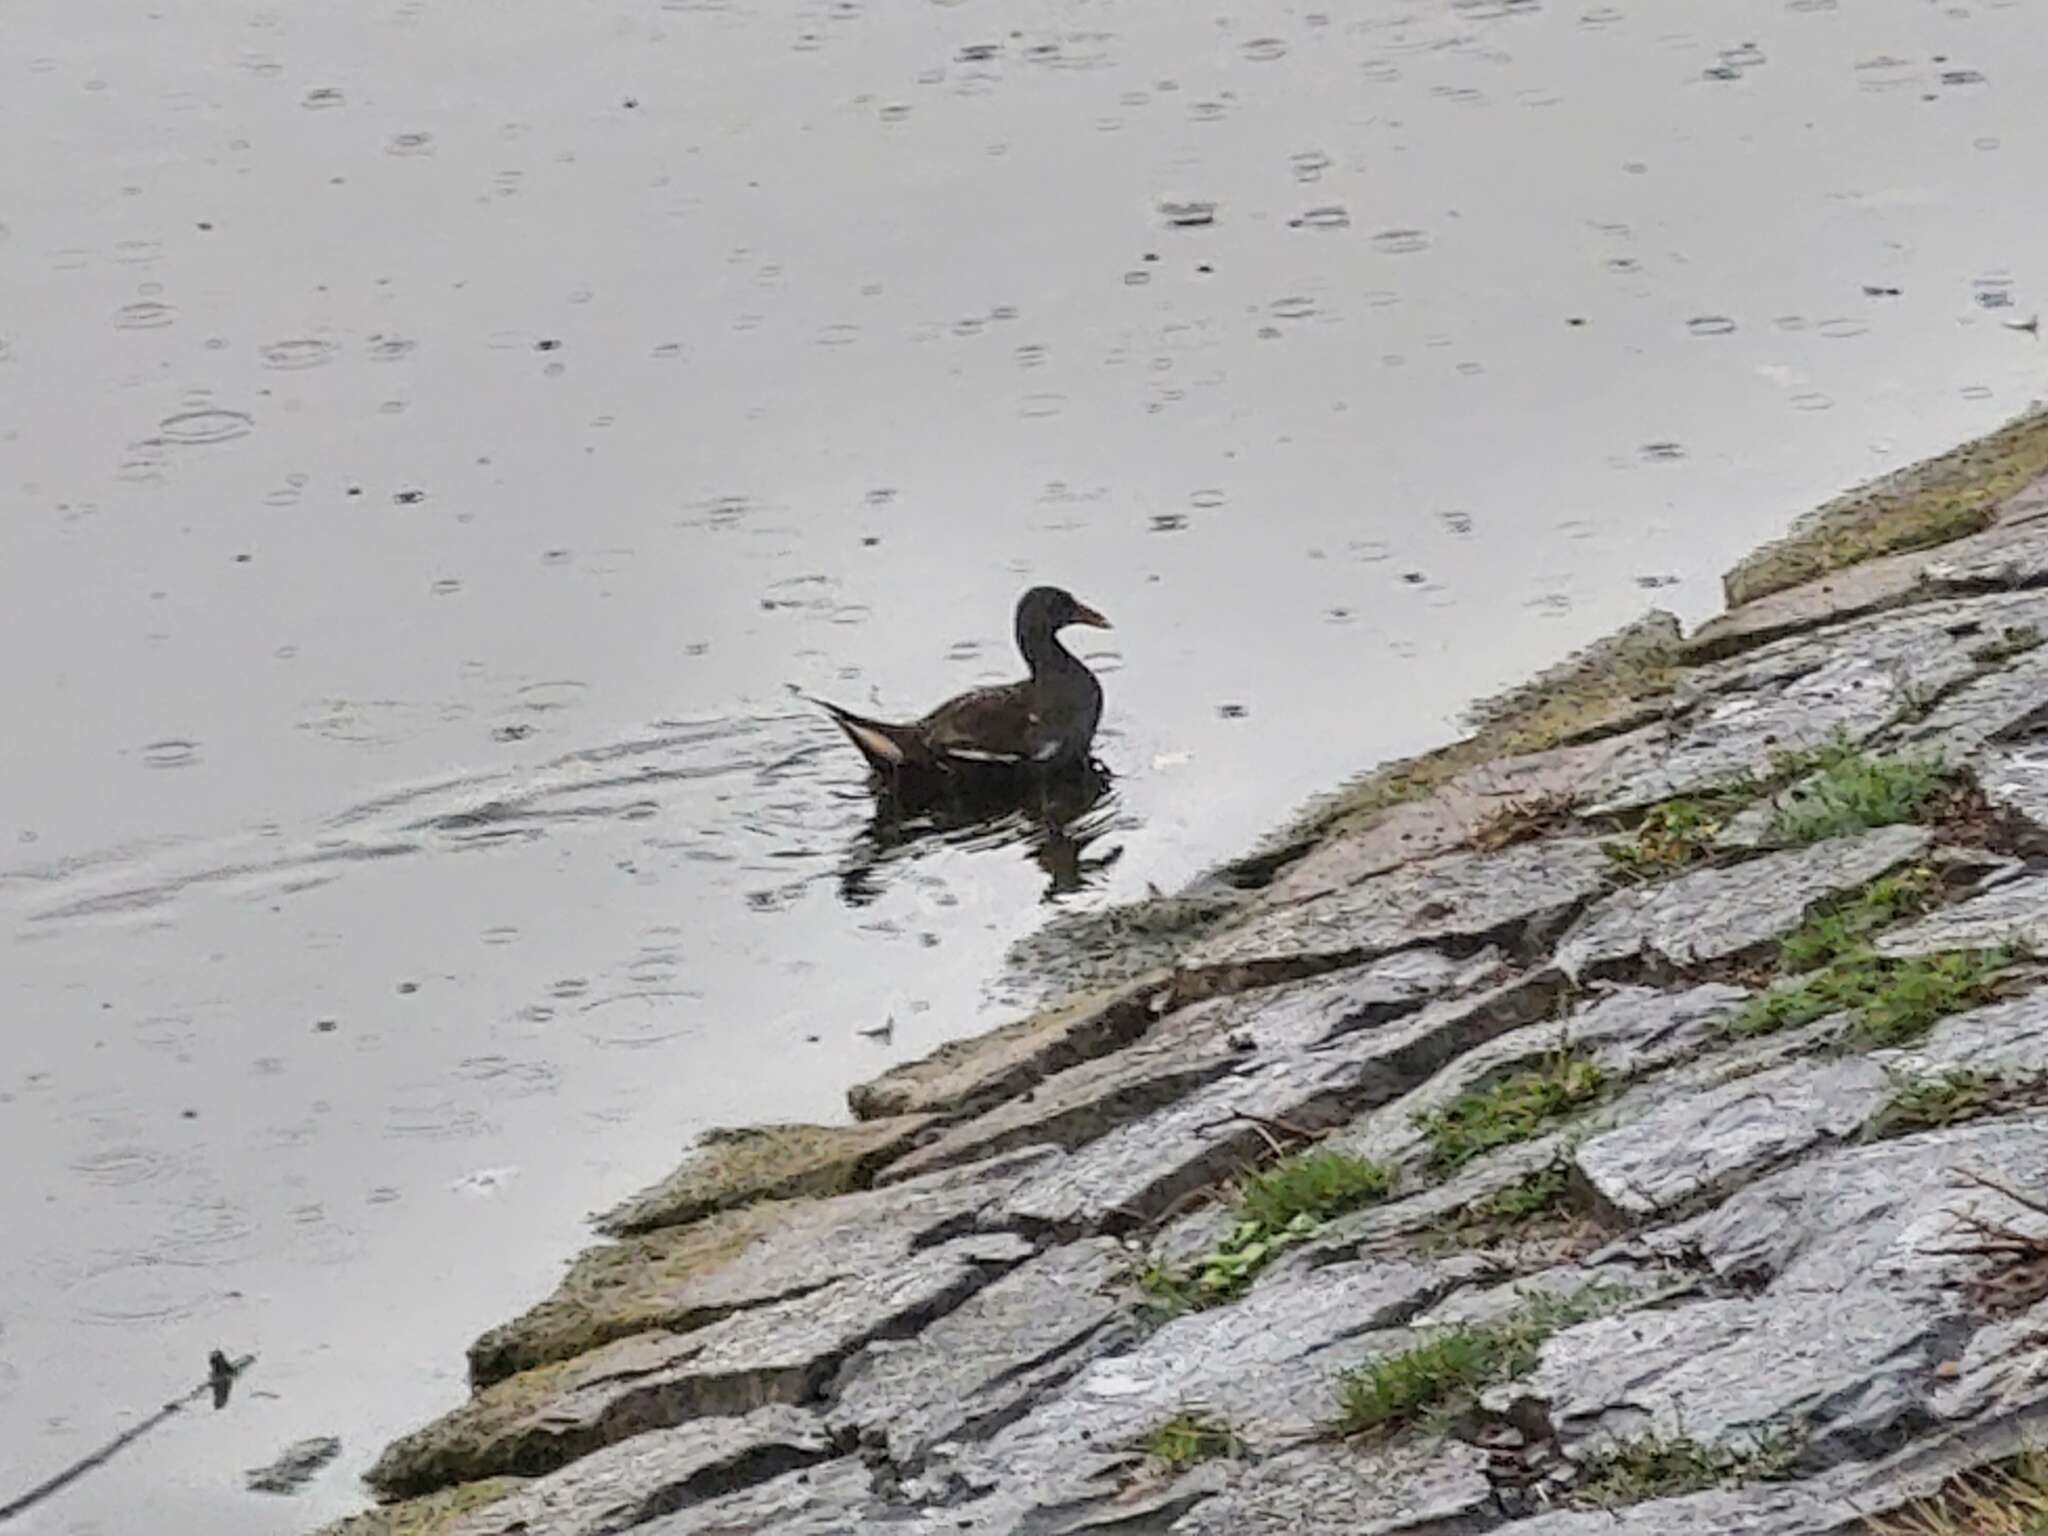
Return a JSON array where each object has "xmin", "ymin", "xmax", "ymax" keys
[{"xmin": 2, "ymin": 0, "xmax": 2043, "ymax": 1529}]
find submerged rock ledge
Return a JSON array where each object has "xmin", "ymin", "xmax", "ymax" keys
[{"xmin": 319, "ymin": 411, "xmax": 2048, "ymax": 1536}]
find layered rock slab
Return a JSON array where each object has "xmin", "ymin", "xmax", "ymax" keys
[
  {"xmin": 879, "ymin": 949, "xmax": 1495, "ymax": 1186},
  {"xmin": 1182, "ymin": 837, "xmax": 1612, "ymax": 976},
  {"xmin": 846, "ymin": 973, "xmax": 1175, "ymax": 1123},
  {"xmin": 1331, "ymin": 983, "xmax": 1747, "ymax": 1171},
  {"xmin": 595, "ymin": 1117, "xmax": 936, "ymax": 1237},
  {"xmin": 994, "ymin": 969, "xmax": 1566, "ymax": 1233},
  {"xmin": 440, "ymin": 1408, "xmax": 833, "ymax": 1536},
  {"xmin": 470, "ymin": 1147, "xmax": 1054, "ymax": 1386},
  {"xmin": 1556, "ymin": 824, "xmax": 1931, "ymax": 980},
  {"xmin": 1574, "ymin": 1054, "xmax": 1891, "ymax": 1219},
  {"xmin": 1495, "ymin": 1113, "xmax": 2048, "ymax": 1476},
  {"xmin": 826, "ymin": 1238, "xmax": 1137, "ymax": 1471},
  {"xmin": 372, "ymin": 1230, "xmax": 1032, "ymax": 1495}
]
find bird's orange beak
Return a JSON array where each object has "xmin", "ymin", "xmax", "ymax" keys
[{"xmin": 1070, "ymin": 602, "xmax": 1112, "ymax": 630}]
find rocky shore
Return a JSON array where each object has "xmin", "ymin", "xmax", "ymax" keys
[{"xmin": 320, "ymin": 411, "xmax": 2048, "ymax": 1536}]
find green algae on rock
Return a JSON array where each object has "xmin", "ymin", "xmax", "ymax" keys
[
  {"xmin": 595, "ymin": 1117, "xmax": 935, "ymax": 1236},
  {"xmin": 311, "ymin": 1478, "xmax": 523, "ymax": 1536},
  {"xmin": 1720, "ymin": 405, "xmax": 2048, "ymax": 609}
]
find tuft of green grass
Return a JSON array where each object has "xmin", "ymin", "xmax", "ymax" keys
[
  {"xmin": 1856, "ymin": 950, "xmax": 2015, "ymax": 1046},
  {"xmin": 1778, "ymin": 866, "xmax": 1942, "ymax": 973},
  {"xmin": 1139, "ymin": 1412, "xmax": 1241, "ymax": 1468},
  {"xmin": 1865, "ymin": 1068, "xmax": 2012, "ymax": 1140},
  {"xmin": 1136, "ymin": 1260, "xmax": 1203, "ymax": 1320},
  {"xmin": 1467, "ymin": 1162, "xmax": 1574, "ymax": 1225},
  {"xmin": 1419, "ymin": 1053, "xmax": 1607, "ymax": 1172},
  {"xmin": 1727, "ymin": 948, "xmax": 2012, "ymax": 1046},
  {"xmin": 1431, "ymin": 1160, "xmax": 1580, "ymax": 1251},
  {"xmin": 1334, "ymin": 1285, "xmax": 1627, "ymax": 1436},
  {"xmin": 1971, "ymin": 624, "xmax": 2045, "ymax": 667},
  {"xmin": 1871, "ymin": 1448, "xmax": 2048, "ymax": 1535},
  {"xmin": 1599, "ymin": 735, "xmax": 1881, "ymax": 881},
  {"xmin": 1602, "ymin": 796, "xmax": 1741, "ymax": 880},
  {"xmin": 1142, "ymin": 1149, "xmax": 1394, "ymax": 1312},
  {"xmin": 1571, "ymin": 1429, "xmax": 1801, "ymax": 1509},
  {"xmin": 1764, "ymin": 751, "xmax": 1948, "ymax": 847},
  {"xmin": 1236, "ymin": 1148, "xmax": 1394, "ymax": 1231}
]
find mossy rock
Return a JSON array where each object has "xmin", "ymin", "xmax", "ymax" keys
[
  {"xmin": 846, "ymin": 971, "xmax": 1173, "ymax": 1122},
  {"xmin": 467, "ymin": 1202, "xmax": 791, "ymax": 1387},
  {"xmin": 595, "ymin": 1117, "xmax": 934, "ymax": 1236},
  {"xmin": 307, "ymin": 1479, "xmax": 523, "ymax": 1536},
  {"xmin": 1722, "ymin": 405, "xmax": 2048, "ymax": 608}
]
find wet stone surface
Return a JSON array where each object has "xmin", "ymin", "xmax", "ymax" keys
[
  {"xmin": 1181, "ymin": 837, "xmax": 1613, "ymax": 976},
  {"xmin": 1556, "ymin": 824, "xmax": 1932, "ymax": 979}
]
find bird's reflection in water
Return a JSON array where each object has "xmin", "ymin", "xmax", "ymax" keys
[{"xmin": 836, "ymin": 759, "xmax": 1123, "ymax": 906}]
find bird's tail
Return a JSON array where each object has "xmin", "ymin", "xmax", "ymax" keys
[{"xmin": 791, "ymin": 687, "xmax": 919, "ymax": 770}]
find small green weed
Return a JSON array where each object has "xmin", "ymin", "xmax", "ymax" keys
[
  {"xmin": 1727, "ymin": 948, "xmax": 2012, "ymax": 1046},
  {"xmin": 1334, "ymin": 1285, "xmax": 1626, "ymax": 1436},
  {"xmin": 1571, "ymin": 1429, "xmax": 1801, "ymax": 1509},
  {"xmin": 1139, "ymin": 1412, "xmax": 1241, "ymax": 1468},
  {"xmin": 1602, "ymin": 796, "xmax": 1739, "ymax": 879},
  {"xmin": 1467, "ymin": 1161, "xmax": 1573, "ymax": 1224},
  {"xmin": 1236, "ymin": 1148, "xmax": 1393, "ymax": 1231},
  {"xmin": 1777, "ymin": 866, "xmax": 1942, "ymax": 973},
  {"xmin": 1136, "ymin": 1261, "xmax": 1203, "ymax": 1319},
  {"xmin": 1764, "ymin": 751, "xmax": 1948, "ymax": 847},
  {"xmin": 1970, "ymin": 624, "xmax": 2045, "ymax": 666},
  {"xmin": 1432, "ymin": 1160, "xmax": 1579, "ymax": 1250},
  {"xmin": 1419, "ymin": 1053, "xmax": 1607, "ymax": 1172},
  {"xmin": 1865, "ymin": 1068, "xmax": 2011, "ymax": 1140},
  {"xmin": 1143, "ymin": 1149, "xmax": 1394, "ymax": 1311},
  {"xmin": 1763, "ymin": 735, "xmax": 1865, "ymax": 783},
  {"xmin": 1856, "ymin": 950, "xmax": 2014, "ymax": 1046}
]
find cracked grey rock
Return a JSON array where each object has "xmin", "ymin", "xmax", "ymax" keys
[
  {"xmin": 995, "ymin": 969, "xmax": 1564, "ymax": 1233},
  {"xmin": 1266, "ymin": 731, "xmax": 1662, "ymax": 900},
  {"xmin": 442, "ymin": 1409, "xmax": 833, "ymax": 1536},
  {"xmin": 930, "ymin": 1252, "xmax": 1487, "ymax": 1507},
  {"xmin": 848, "ymin": 974, "xmax": 1176, "ymax": 1124},
  {"xmin": 1558, "ymin": 824, "xmax": 1931, "ymax": 979},
  {"xmin": 631, "ymin": 1458, "xmax": 884, "ymax": 1535},
  {"xmin": 827, "ymin": 1239, "xmax": 1136, "ymax": 1471},
  {"xmin": 1892, "ymin": 643, "xmax": 2048, "ymax": 759},
  {"xmin": 879, "ymin": 950, "xmax": 1492, "ymax": 1187},
  {"xmin": 1665, "ymin": 1111, "xmax": 2048, "ymax": 1298},
  {"xmin": 1890, "ymin": 988, "xmax": 2048, "ymax": 1079},
  {"xmin": 1979, "ymin": 745, "xmax": 2048, "ymax": 851},
  {"xmin": 1576, "ymin": 1054, "xmax": 1891, "ymax": 1220},
  {"xmin": 469, "ymin": 1146, "xmax": 1056, "ymax": 1387},
  {"xmin": 1687, "ymin": 508, "xmax": 2048, "ymax": 663},
  {"xmin": 1497, "ymin": 1113, "xmax": 2048, "ymax": 1483},
  {"xmin": 370, "ymin": 1233, "xmax": 1032, "ymax": 1496},
  {"xmin": 1681, "ymin": 592, "xmax": 2048, "ymax": 709},
  {"xmin": 1331, "ymin": 984, "xmax": 1747, "ymax": 1169},
  {"xmin": 1584, "ymin": 654, "xmax": 1911, "ymax": 816},
  {"xmin": 1182, "ymin": 837, "xmax": 1612, "ymax": 975},
  {"xmin": 1876, "ymin": 873, "xmax": 2048, "ymax": 957},
  {"xmin": 1164, "ymin": 1440, "xmax": 1493, "ymax": 1535},
  {"xmin": 1506, "ymin": 1286, "xmax": 1945, "ymax": 1461}
]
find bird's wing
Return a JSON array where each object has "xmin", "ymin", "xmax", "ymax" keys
[{"xmin": 919, "ymin": 681, "xmax": 1045, "ymax": 764}]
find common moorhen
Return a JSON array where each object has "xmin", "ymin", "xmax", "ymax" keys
[{"xmin": 807, "ymin": 585, "xmax": 1111, "ymax": 784}]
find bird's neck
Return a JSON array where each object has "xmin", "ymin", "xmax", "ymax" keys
[{"xmin": 1018, "ymin": 620, "xmax": 1085, "ymax": 680}]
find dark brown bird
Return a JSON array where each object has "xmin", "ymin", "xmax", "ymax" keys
[{"xmin": 807, "ymin": 586, "xmax": 1112, "ymax": 785}]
